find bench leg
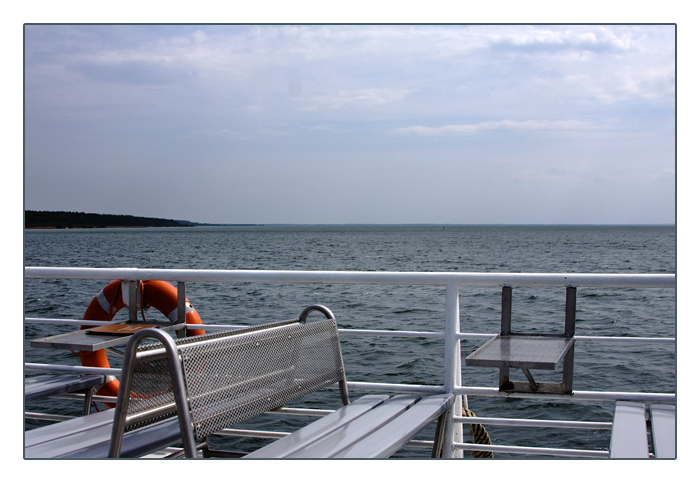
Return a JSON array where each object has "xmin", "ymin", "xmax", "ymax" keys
[
  {"xmin": 431, "ymin": 411, "xmax": 450, "ymax": 458},
  {"xmin": 82, "ymin": 388, "xmax": 94, "ymax": 416}
]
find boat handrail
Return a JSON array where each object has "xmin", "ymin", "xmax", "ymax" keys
[
  {"xmin": 24, "ymin": 266, "xmax": 675, "ymax": 288},
  {"xmin": 24, "ymin": 317, "xmax": 677, "ymax": 345},
  {"xmin": 24, "ymin": 267, "xmax": 676, "ymax": 458}
]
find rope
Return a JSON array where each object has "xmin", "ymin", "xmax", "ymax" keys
[{"xmin": 463, "ymin": 407, "xmax": 493, "ymax": 458}]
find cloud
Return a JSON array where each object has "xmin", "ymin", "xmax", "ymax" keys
[
  {"xmin": 393, "ymin": 119, "xmax": 596, "ymax": 136},
  {"xmin": 303, "ymin": 88, "xmax": 414, "ymax": 111},
  {"xmin": 69, "ymin": 59, "xmax": 192, "ymax": 85},
  {"xmin": 487, "ymin": 25, "xmax": 634, "ymax": 55},
  {"xmin": 23, "ymin": 24, "xmax": 675, "ymax": 224}
]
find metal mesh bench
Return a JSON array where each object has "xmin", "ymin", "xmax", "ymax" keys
[{"xmin": 109, "ymin": 305, "xmax": 350, "ymax": 457}]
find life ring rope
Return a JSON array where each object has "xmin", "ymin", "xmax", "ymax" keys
[{"xmin": 463, "ymin": 407, "xmax": 493, "ymax": 458}]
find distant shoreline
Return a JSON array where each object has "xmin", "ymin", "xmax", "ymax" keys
[
  {"xmin": 24, "ymin": 211, "xmax": 675, "ymax": 229},
  {"xmin": 24, "ymin": 210, "xmax": 261, "ymax": 229},
  {"xmin": 25, "ymin": 225, "xmax": 263, "ymax": 230}
]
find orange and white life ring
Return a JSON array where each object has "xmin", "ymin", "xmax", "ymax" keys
[{"xmin": 80, "ymin": 280, "xmax": 205, "ymax": 406}]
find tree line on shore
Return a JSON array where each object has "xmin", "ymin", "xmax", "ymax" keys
[{"xmin": 25, "ymin": 210, "xmax": 195, "ymax": 229}]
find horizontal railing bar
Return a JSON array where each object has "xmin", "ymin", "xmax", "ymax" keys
[
  {"xmin": 346, "ymin": 381, "xmax": 445, "ymax": 394},
  {"xmin": 22, "ymin": 363, "xmax": 674, "ymax": 404},
  {"xmin": 25, "ymin": 412, "xmax": 75, "ymax": 422},
  {"xmin": 25, "ymin": 267, "xmax": 675, "ymax": 288},
  {"xmin": 459, "ymin": 386, "xmax": 675, "ymax": 403},
  {"xmin": 23, "ymin": 319, "xmax": 675, "ymax": 345},
  {"xmin": 24, "ymin": 363, "xmax": 122, "ymax": 376},
  {"xmin": 455, "ymin": 442, "xmax": 609, "ymax": 458},
  {"xmin": 456, "ymin": 416, "xmax": 612, "ymax": 430},
  {"xmin": 339, "ymin": 329, "xmax": 443, "ymax": 338},
  {"xmin": 270, "ymin": 407, "xmax": 334, "ymax": 417},
  {"xmin": 47, "ymin": 393, "xmax": 117, "ymax": 405},
  {"xmin": 53, "ymin": 393, "xmax": 326, "ymax": 412},
  {"xmin": 25, "ymin": 318, "xmax": 126, "ymax": 326},
  {"xmin": 216, "ymin": 428, "xmax": 290, "ymax": 440},
  {"xmin": 575, "ymin": 336, "xmax": 675, "ymax": 344},
  {"xmin": 457, "ymin": 332, "xmax": 499, "ymax": 340}
]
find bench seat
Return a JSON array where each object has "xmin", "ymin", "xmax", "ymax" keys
[
  {"xmin": 246, "ymin": 393, "xmax": 454, "ymax": 458},
  {"xmin": 24, "ymin": 409, "xmax": 182, "ymax": 459},
  {"xmin": 650, "ymin": 404, "xmax": 675, "ymax": 459},
  {"xmin": 24, "ymin": 374, "xmax": 106, "ymax": 402},
  {"xmin": 609, "ymin": 401, "xmax": 649, "ymax": 458},
  {"xmin": 609, "ymin": 401, "xmax": 677, "ymax": 459}
]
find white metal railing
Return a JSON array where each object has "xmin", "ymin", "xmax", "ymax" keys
[
  {"xmin": 24, "ymin": 266, "xmax": 674, "ymax": 288},
  {"xmin": 24, "ymin": 266, "xmax": 675, "ymax": 458}
]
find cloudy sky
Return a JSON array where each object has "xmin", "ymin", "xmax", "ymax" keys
[{"xmin": 23, "ymin": 24, "xmax": 676, "ymax": 224}]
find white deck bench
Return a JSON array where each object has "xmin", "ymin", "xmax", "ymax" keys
[
  {"xmin": 609, "ymin": 401, "xmax": 676, "ymax": 459},
  {"xmin": 246, "ymin": 393, "xmax": 454, "ymax": 458},
  {"xmin": 609, "ymin": 401, "xmax": 649, "ymax": 458},
  {"xmin": 650, "ymin": 404, "xmax": 675, "ymax": 459},
  {"xmin": 25, "ymin": 306, "xmax": 454, "ymax": 459},
  {"xmin": 24, "ymin": 373, "xmax": 107, "ymax": 416},
  {"xmin": 25, "ymin": 408, "xmax": 182, "ymax": 458},
  {"xmin": 24, "ymin": 374, "xmax": 106, "ymax": 401}
]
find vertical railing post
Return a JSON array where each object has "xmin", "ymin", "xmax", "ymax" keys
[
  {"xmin": 563, "ymin": 286, "xmax": 577, "ymax": 393},
  {"xmin": 128, "ymin": 280, "xmax": 138, "ymax": 322},
  {"xmin": 443, "ymin": 283, "xmax": 464, "ymax": 458},
  {"xmin": 499, "ymin": 285, "xmax": 513, "ymax": 390},
  {"xmin": 176, "ymin": 281, "xmax": 187, "ymax": 337}
]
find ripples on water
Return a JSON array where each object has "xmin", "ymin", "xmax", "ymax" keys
[{"xmin": 24, "ymin": 225, "xmax": 676, "ymax": 458}]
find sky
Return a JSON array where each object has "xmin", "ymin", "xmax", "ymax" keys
[{"xmin": 23, "ymin": 23, "xmax": 676, "ymax": 225}]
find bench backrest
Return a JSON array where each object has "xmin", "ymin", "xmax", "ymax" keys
[{"xmin": 110, "ymin": 305, "xmax": 348, "ymax": 457}]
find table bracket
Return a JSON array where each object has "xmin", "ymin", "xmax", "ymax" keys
[
  {"xmin": 465, "ymin": 285, "xmax": 577, "ymax": 395},
  {"xmin": 521, "ymin": 368, "xmax": 539, "ymax": 392}
]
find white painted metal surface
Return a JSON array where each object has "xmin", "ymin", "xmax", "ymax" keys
[
  {"xmin": 609, "ymin": 401, "xmax": 649, "ymax": 458},
  {"xmin": 25, "ymin": 266, "xmax": 675, "ymax": 288},
  {"xmin": 650, "ymin": 404, "xmax": 676, "ymax": 458}
]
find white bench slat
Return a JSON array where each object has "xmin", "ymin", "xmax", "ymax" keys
[
  {"xmin": 277, "ymin": 395, "xmax": 421, "ymax": 458},
  {"xmin": 650, "ymin": 404, "xmax": 675, "ymax": 459},
  {"xmin": 609, "ymin": 401, "xmax": 649, "ymax": 458},
  {"xmin": 25, "ymin": 409, "xmax": 115, "ymax": 458},
  {"xmin": 244, "ymin": 395, "xmax": 390, "ymax": 458},
  {"xmin": 246, "ymin": 394, "xmax": 454, "ymax": 458},
  {"xmin": 66, "ymin": 418, "xmax": 182, "ymax": 458},
  {"xmin": 333, "ymin": 393, "xmax": 454, "ymax": 458},
  {"xmin": 25, "ymin": 408, "xmax": 183, "ymax": 459},
  {"xmin": 24, "ymin": 374, "xmax": 106, "ymax": 401}
]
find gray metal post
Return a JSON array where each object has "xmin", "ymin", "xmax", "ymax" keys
[
  {"xmin": 443, "ymin": 284, "xmax": 464, "ymax": 458},
  {"xmin": 499, "ymin": 285, "xmax": 513, "ymax": 389},
  {"xmin": 177, "ymin": 281, "xmax": 186, "ymax": 324},
  {"xmin": 177, "ymin": 281, "xmax": 187, "ymax": 337},
  {"xmin": 563, "ymin": 286, "xmax": 577, "ymax": 392},
  {"xmin": 501, "ymin": 285, "xmax": 512, "ymax": 335},
  {"xmin": 128, "ymin": 280, "xmax": 138, "ymax": 322},
  {"xmin": 565, "ymin": 286, "xmax": 576, "ymax": 338}
]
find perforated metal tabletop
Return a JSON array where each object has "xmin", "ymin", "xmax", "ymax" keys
[
  {"xmin": 465, "ymin": 334, "xmax": 574, "ymax": 370},
  {"xmin": 30, "ymin": 322, "xmax": 186, "ymax": 352}
]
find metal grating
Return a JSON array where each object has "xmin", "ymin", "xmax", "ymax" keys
[{"xmin": 465, "ymin": 334, "xmax": 574, "ymax": 370}]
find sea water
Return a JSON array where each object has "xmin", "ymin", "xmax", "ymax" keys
[{"xmin": 23, "ymin": 225, "xmax": 676, "ymax": 458}]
